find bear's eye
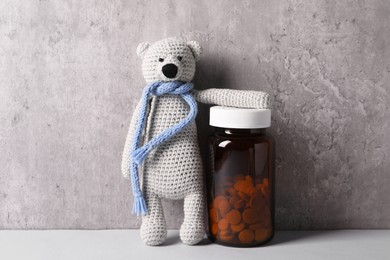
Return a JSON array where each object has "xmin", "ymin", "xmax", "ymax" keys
[
  {"xmin": 158, "ymin": 58, "xmax": 164, "ymax": 62},
  {"xmin": 177, "ymin": 56, "xmax": 183, "ymax": 61}
]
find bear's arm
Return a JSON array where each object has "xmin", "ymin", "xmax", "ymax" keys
[
  {"xmin": 192, "ymin": 88, "xmax": 270, "ymax": 109},
  {"xmin": 121, "ymin": 100, "xmax": 143, "ymax": 179}
]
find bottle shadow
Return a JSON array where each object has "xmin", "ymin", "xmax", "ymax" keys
[{"xmin": 265, "ymin": 230, "xmax": 338, "ymax": 246}]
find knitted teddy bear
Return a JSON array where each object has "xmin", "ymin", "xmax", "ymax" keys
[{"xmin": 121, "ymin": 37, "xmax": 270, "ymax": 246}]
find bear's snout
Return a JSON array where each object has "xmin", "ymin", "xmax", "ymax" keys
[{"xmin": 162, "ymin": 63, "xmax": 178, "ymax": 79}]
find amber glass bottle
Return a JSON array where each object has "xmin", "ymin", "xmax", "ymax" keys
[{"xmin": 207, "ymin": 106, "xmax": 275, "ymax": 247}]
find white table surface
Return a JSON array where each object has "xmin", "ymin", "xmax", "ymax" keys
[{"xmin": 0, "ymin": 230, "xmax": 389, "ymax": 260}]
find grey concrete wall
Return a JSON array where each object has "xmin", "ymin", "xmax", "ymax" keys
[{"xmin": 1, "ymin": 0, "xmax": 389, "ymax": 229}]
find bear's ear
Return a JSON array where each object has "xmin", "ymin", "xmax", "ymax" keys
[
  {"xmin": 187, "ymin": 41, "xmax": 202, "ymax": 61},
  {"xmin": 136, "ymin": 42, "xmax": 150, "ymax": 58}
]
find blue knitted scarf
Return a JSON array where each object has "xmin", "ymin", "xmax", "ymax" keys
[{"xmin": 130, "ymin": 81, "xmax": 198, "ymax": 216}]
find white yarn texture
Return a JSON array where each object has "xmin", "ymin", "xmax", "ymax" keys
[{"xmin": 121, "ymin": 38, "xmax": 270, "ymax": 246}]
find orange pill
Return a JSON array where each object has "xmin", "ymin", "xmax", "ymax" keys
[
  {"xmin": 213, "ymin": 195, "xmax": 225, "ymax": 205},
  {"xmin": 217, "ymin": 198, "xmax": 231, "ymax": 216},
  {"xmin": 227, "ymin": 187, "xmax": 238, "ymax": 197},
  {"xmin": 244, "ymin": 175, "xmax": 254, "ymax": 186},
  {"xmin": 229, "ymin": 195, "xmax": 240, "ymax": 205},
  {"xmin": 249, "ymin": 222, "xmax": 264, "ymax": 230},
  {"xmin": 245, "ymin": 186, "xmax": 257, "ymax": 196},
  {"xmin": 231, "ymin": 222, "xmax": 245, "ymax": 233},
  {"xmin": 219, "ymin": 234, "xmax": 234, "ymax": 242},
  {"xmin": 218, "ymin": 218, "xmax": 229, "ymax": 230},
  {"xmin": 255, "ymin": 228, "xmax": 272, "ymax": 242},
  {"xmin": 220, "ymin": 228, "xmax": 232, "ymax": 237},
  {"xmin": 233, "ymin": 199, "xmax": 246, "ymax": 209},
  {"xmin": 210, "ymin": 223, "xmax": 218, "ymax": 236},
  {"xmin": 252, "ymin": 189, "xmax": 263, "ymax": 197},
  {"xmin": 225, "ymin": 209, "xmax": 241, "ymax": 225},
  {"xmin": 250, "ymin": 193, "xmax": 266, "ymax": 211},
  {"xmin": 238, "ymin": 229, "xmax": 254, "ymax": 243},
  {"xmin": 234, "ymin": 180, "xmax": 250, "ymax": 194},
  {"xmin": 209, "ymin": 207, "xmax": 219, "ymax": 223},
  {"xmin": 242, "ymin": 208, "xmax": 259, "ymax": 224},
  {"xmin": 237, "ymin": 191, "xmax": 250, "ymax": 202}
]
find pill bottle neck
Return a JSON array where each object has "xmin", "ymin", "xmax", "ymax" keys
[{"xmin": 214, "ymin": 127, "xmax": 267, "ymax": 136}]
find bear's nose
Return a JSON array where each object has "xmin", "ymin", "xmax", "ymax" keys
[{"xmin": 162, "ymin": 63, "xmax": 178, "ymax": 79}]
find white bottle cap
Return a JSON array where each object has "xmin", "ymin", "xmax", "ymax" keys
[{"xmin": 209, "ymin": 106, "xmax": 271, "ymax": 129}]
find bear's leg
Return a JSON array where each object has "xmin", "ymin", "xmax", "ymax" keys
[
  {"xmin": 180, "ymin": 192, "xmax": 205, "ymax": 245},
  {"xmin": 140, "ymin": 192, "xmax": 167, "ymax": 246}
]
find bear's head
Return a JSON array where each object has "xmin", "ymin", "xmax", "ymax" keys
[{"xmin": 136, "ymin": 38, "xmax": 202, "ymax": 83}]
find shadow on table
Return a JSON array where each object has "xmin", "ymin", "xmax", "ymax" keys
[
  {"xmin": 162, "ymin": 230, "xmax": 338, "ymax": 246},
  {"xmin": 265, "ymin": 230, "xmax": 338, "ymax": 246},
  {"xmin": 161, "ymin": 232, "xmax": 213, "ymax": 246}
]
